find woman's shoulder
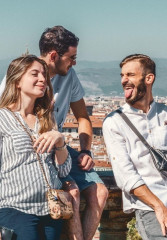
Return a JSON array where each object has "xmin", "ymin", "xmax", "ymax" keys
[
  {"xmin": 0, "ymin": 108, "xmax": 15, "ymax": 123},
  {"xmin": 0, "ymin": 108, "xmax": 11, "ymax": 116},
  {"xmin": 0, "ymin": 108, "xmax": 19, "ymax": 135},
  {"xmin": 0, "ymin": 108, "xmax": 7, "ymax": 115}
]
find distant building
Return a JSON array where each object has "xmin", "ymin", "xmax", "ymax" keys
[
  {"xmin": 63, "ymin": 115, "xmax": 103, "ymax": 136},
  {"xmin": 93, "ymin": 160, "xmax": 112, "ymax": 171},
  {"xmin": 86, "ymin": 105, "xmax": 93, "ymax": 116},
  {"xmin": 63, "ymin": 122, "xmax": 78, "ymax": 133},
  {"xmin": 63, "ymin": 96, "xmax": 128, "ymax": 164}
]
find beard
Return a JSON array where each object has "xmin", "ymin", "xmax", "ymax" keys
[
  {"xmin": 125, "ymin": 77, "xmax": 147, "ymax": 105},
  {"xmin": 54, "ymin": 59, "xmax": 69, "ymax": 76}
]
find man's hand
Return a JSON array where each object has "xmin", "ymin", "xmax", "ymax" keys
[
  {"xmin": 131, "ymin": 184, "xmax": 167, "ymax": 236},
  {"xmin": 154, "ymin": 205, "xmax": 167, "ymax": 236},
  {"xmin": 78, "ymin": 153, "xmax": 95, "ymax": 171}
]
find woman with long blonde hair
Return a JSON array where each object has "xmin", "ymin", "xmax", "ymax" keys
[{"xmin": 0, "ymin": 55, "xmax": 71, "ymax": 240}]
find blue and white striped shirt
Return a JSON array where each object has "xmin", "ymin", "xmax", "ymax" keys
[{"xmin": 0, "ymin": 108, "xmax": 71, "ymax": 216}]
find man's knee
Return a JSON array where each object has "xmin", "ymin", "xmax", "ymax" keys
[
  {"xmin": 96, "ymin": 183, "xmax": 109, "ymax": 206},
  {"xmin": 62, "ymin": 181, "xmax": 80, "ymax": 204},
  {"xmin": 82, "ymin": 183, "xmax": 109, "ymax": 207},
  {"xmin": 69, "ymin": 187, "xmax": 80, "ymax": 201}
]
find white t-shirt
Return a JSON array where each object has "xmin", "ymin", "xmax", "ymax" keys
[{"xmin": 0, "ymin": 68, "xmax": 85, "ymax": 132}]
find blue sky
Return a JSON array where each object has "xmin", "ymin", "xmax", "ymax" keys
[{"xmin": 1, "ymin": 0, "xmax": 167, "ymax": 61}]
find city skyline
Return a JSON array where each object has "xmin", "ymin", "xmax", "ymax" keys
[{"xmin": 1, "ymin": 0, "xmax": 167, "ymax": 62}]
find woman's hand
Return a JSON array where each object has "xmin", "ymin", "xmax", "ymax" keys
[{"xmin": 33, "ymin": 130, "xmax": 65, "ymax": 153}]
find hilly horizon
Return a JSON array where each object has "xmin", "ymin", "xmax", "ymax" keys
[{"xmin": 0, "ymin": 58, "xmax": 167, "ymax": 97}]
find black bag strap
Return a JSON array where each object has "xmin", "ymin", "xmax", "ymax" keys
[{"xmin": 116, "ymin": 109, "xmax": 152, "ymax": 150}]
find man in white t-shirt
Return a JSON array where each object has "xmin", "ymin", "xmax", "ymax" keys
[{"xmin": 0, "ymin": 26, "xmax": 108, "ymax": 240}]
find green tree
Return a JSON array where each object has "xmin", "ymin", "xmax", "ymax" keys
[{"xmin": 127, "ymin": 218, "xmax": 142, "ymax": 240}]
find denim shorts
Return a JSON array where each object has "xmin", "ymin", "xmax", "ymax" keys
[
  {"xmin": 60, "ymin": 146, "xmax": 104, "ymax": 191},
  {"xmin": 135, "ymin": 209, "xmax": 167, "ymax": 240}
]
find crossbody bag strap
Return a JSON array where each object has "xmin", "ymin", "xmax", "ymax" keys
[
  {"xmin": 116, "ymin": 109, "xmax": 152, "ymax": 150},
  {"xmin": 6, "ymin": 108, "xmax": 51, "ymax": 190}
]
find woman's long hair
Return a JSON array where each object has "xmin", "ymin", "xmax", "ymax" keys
[{"xmin": 0, "ymin": 55, "xmax": 56, "ymax": 133}]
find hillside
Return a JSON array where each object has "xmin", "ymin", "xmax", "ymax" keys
[{"xmin": 1, "ymin": 58, "xmax": 167, "ymax": 97}]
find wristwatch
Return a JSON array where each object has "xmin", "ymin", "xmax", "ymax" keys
[{"xmin": 79, "ymin": 150, "xmax": 92, "ymax": 158}]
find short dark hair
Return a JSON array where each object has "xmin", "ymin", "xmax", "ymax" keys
[
  {"xmin": 39, "ymin": 26, "xmax": 79, "ymax": 56},
  {"xmin": 120, "ymin": 54, "xmax": 156, "ymax": 77}
]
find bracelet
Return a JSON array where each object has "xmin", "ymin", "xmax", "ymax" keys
[
  {"xmin": 55, "ymin": 141, "xmax": 66, "ymax": 151},
  {"xmin": 79, "ymin": 150, "xmax": 92, "ymax": 157}
]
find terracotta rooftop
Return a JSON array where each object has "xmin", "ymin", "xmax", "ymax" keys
[
  {"xmin": 63, "ymin": 115, "xmax": 103, "ymax": 128},
  {"xmin": 63, "ymin": 122, "xmax": 78, "ymax": 128},
  {"xmin": 94, "ymin": 160, "xmax": 111, "ymax": 167}
]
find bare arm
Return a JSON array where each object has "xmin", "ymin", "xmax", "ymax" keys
[
  {"xmin": 131, "ymin": 185, "xmax": 167, "ymax": 236},
  {"xmin": 70, "ymin": 98, "xmax": 94, "ymax": 170},
  {"xmin": 70, "ymin": 98, "xmax": 92, "ymax": 150}
]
